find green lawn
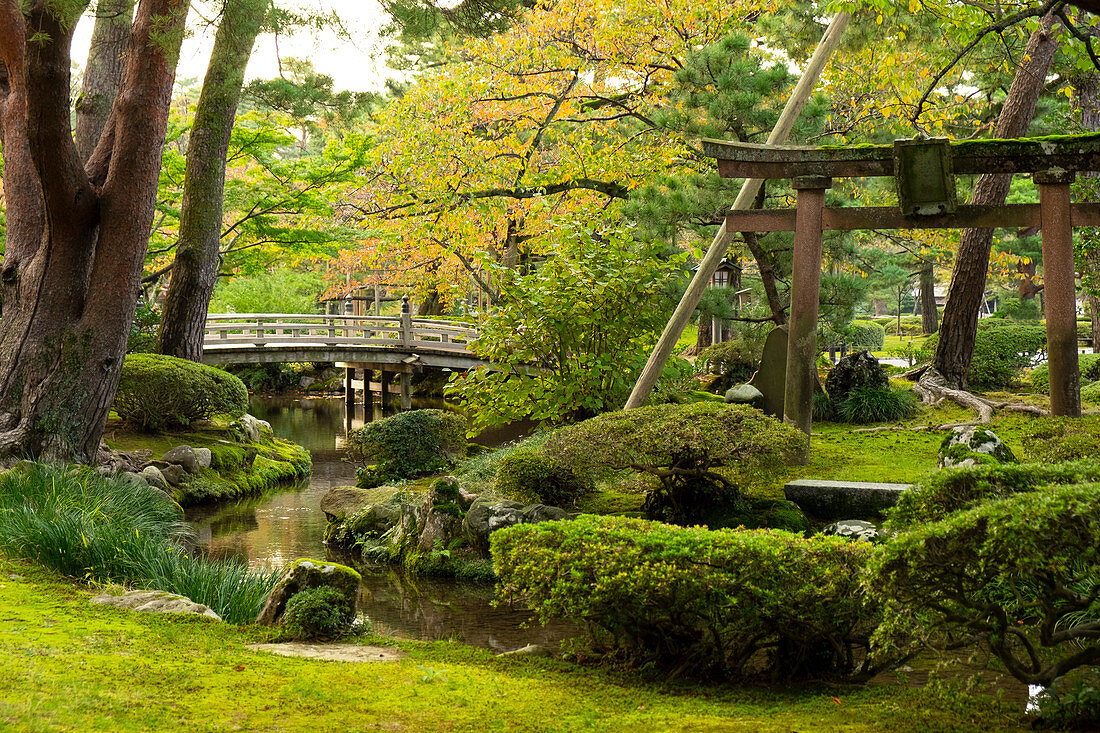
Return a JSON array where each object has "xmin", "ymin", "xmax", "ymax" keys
[{"xmin": 0, "ymin": 558, "xmax": 1028, "ymax": 732}]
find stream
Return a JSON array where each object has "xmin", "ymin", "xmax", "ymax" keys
[{"xmin": 184, "ymin": 395, "xmax": 577, "ymax": 652}]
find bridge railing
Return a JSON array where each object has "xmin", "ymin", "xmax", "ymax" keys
[{"xmin": 203, "ymin": 314, "xmax": 478, "ymax": 352}]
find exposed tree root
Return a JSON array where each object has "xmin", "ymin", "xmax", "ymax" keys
[{"xmin": 914, "ymin": 367, "xmax": 1048, "ymax": 425}]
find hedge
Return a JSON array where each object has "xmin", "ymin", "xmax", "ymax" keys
[
  {"xmin": 845, "ymin": 320, "xmax": 886, "ymax": 351},
  {"xmin": 492, "ymin": 515, "xmax": 880, "ymax": 681}
]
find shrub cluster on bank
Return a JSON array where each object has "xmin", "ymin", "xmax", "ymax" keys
[
  {"xmin": 0, "ymin": 463, "xmax": 277, "ymax": 623},
  {"xmin": 113, "ymin": 354, "xmax": 249, "ymax": 430},
  {"xmin": 492, "ymin": 453, "xmax": 1100, "ymax": 724}
]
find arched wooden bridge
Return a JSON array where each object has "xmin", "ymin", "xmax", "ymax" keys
[{"xmin": 200, "ymin": 313, "xmax": 486, "ymax": 371}]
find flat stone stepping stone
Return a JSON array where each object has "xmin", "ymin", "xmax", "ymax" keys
[
  {"xmin": 248, "ymin": 643, "xmax": 405, "ymax": 663},
  {"xmin": 784, "ymin": 479, "xmax": 911, "ymax": 520},
  {"xmin": 91, "ymin": 590, "xmax": 221, "ymax": 621}
]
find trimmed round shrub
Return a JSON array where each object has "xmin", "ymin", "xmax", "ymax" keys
[
  {"xmin": 1021, "ymin": 416, "xmax": 1100, "ymax": 463},
  {"xmin": 835, "ymin": 386, "xmax": 916, "ymax": 424},
  {"xmin": 346, "ymin": 409, "xmax": 468, "ymax": 479},
  {"xmin": 882, "ymin": 316, "xmax": 924, "ymax": 337},
  {"xmin": 492, "ymin": 515, "xmax": 880, "ymax": 682},
  {"xmin": 967, "ymin": 320, "xmax": 1046, "ymax": 389},
  {"xmin": 282, "ymin": 586, "xmax": 354, "ymax": 640},
  {"xmin": 494, "ymin": 447, "xmax": 590, "ymax": 507},
  {"xmin": 1030, "ymin": 353, "xmax": 1100, "ymax": 392},
  {"xmin": 845, "ymin": 320, "xmax": 886, "ymax": 351},
  {"xmin": 113, "ymin": 354, "xmax": 249, "ymax": 430},
  {"xmin": 544, "ymin": 402, "xmax": 804, "ymax": 525}
]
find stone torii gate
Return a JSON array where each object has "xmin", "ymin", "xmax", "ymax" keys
[{"xmin": 703, "ymin": 132, "xmax": 1100, "ymax": 458}]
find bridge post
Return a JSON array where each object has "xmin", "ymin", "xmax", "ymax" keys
[
  {"xmin": 400, "ymin": 373, "xmax": 412, "ymax": 410},
  {"xmin": 401, "ymin": 295, "xmax": 412, "ymax": 348},
  {"xmin": 361, "ymin": 368, "xmax": 373, "ymax": 407},
  {"xmin": 345, "ymin": 367, "xmax": 356, "ymax": 414},
  {"xmin": 380, "ymin": 370, "xmax": 392, "ymax": 408}
]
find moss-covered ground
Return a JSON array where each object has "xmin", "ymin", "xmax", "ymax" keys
[{"xmin": 0, "ymin": 557, "xmax": 1028, "ymax": 732}]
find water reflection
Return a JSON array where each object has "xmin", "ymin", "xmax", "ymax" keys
[{"xmin": 185, "ymin": 394, "xmax": 575, "ymax": 651}]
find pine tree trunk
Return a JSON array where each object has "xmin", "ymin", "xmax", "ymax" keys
[
  {"xmin": 743, "ymin": 231, "xmax": 787, "ymax": 325},
  {"xmin": 919, "ymin": 262, "xmax": 938, "ymax": 334},
  {"xmin": 74, "ymin": 0, "xmax": 136, "ymax": 162},
  {"xmin": 157, "ymin": 0, "xmax": 266, "ymax": 361},
  {"xmin": 930, "ymin": 16, "xmax": 1058, "ymax": 387},
  {"xmin": 0, "ymin": 1, "xmax": 188, "ymax": 463}
]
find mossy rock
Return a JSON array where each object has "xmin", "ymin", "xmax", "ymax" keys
[
  {"xmin": 939, "ymin": 426, "xmax": 1016, "ymax": 468},
  {"xmin": 255, "ymin": 559, "xmax": 361, "ymax": 626}
]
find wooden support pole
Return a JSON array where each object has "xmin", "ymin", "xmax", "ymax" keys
[
  {"xmin": 624, "ymin": 12, "xmax": 850, "ymax": 410},
  {"xmin": 1037, "ymin": 171, "xmax": 1081, "ymax": 417},
  {"xmin": 380, "ymin": 370, "xmax": 392, "ymax": 408},
  {"xmin": 345, "ymin": 367, "xmax": 356, "ymax": 412},
  {"xmin": 361, "ymin": 368, "xmax": 373, "ymax": 407},
  {"xmin": 784, "ymin": 178, "xmax": 830, "ymax": 463},
  {"xmin": 400, "ymin": 373, "xmax": 412, "ymax": 410}
]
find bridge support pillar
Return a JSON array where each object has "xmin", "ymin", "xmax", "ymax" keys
[
  {"xmin": 361, "ymin": 369, "xmax": 373, "ymax": 407},
  {"xmin": 345, "ymin": 367, "xmax": 356, "ymax": 413},
  {"xmin": 380, "ymin": 370, "xmax": 392, "ymax": 408},
  {"xmin": 400, "ymin": 373, "xmax": 412, "ymax": 410}
]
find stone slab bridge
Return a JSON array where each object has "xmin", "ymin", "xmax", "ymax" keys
[{"xmin": 201, "ymin": 301, "xmax": 484, "ymax": 409}]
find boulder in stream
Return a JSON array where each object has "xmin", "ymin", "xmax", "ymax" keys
[{"xmin": 256, "ymin": 558, "xmax": 361, "ymax": 626}]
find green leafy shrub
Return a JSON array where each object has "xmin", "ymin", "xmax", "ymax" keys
[
  {"xmin": 1029, "ymin": 353, "xmax": 1100, "ymax": 392},
  {"xmin": 208, "ymin": 268, "xmax": 325, "ymax": 314},
  {"xmin": 544, "ymin": 402, "xmax": 804, "ymax": 525},
  {"xmin": 1082, "ymin": 381, "xmax": 1100, "ymax": 402},
  {"xmin": 282, "ymin": 586, "xmax": 354, "ymax": 640},
  {"xmin": 1021, "ymin": 416, "xmax": 1100, "ymax": 463},
  {"xmin": 0, "ymin": 463, "xmax": 277, "ymax": 623},
  {"xmin": 446, "ymin": 227, "xmax": 683, "ymax": 431},
  {"xmin": 835, "ymin": 386, "xmax": 916, "ymax": 424},
  {"xmin": 494, "ymin": 447, "xmax": 590, "ymax": 507},
  {"xmin": 112, "ymin": 354, "xmax": 249, "ymax": 431},
  {"xmin": 845, "ymin": 320, "xmax": 886, "ymax": 351},
  {"xmin": 1033, "ymin": 670, "xmax": 1100, "ymax": 730},
  {"xmin": 126, "ymin": 302, "xmax": 161, "ymax": 354},
  {"xmin": 696, "ymin": 339, "xmax": 758, "ymax": 394},
  {"xmin": 346, "ymin": 409, "xmax": 468, "ymax": 479},
  {"xmin": 885, "ymin": 460, "xmax": 1100, "ymax": 529},
  {"xmin": 492, "ymin": 515, "xmax": 881, "ymax": 681},
  {"xmin": 967, "ymin": 321, "xmax": 1046, "ymax": 389},
  {"xmin": 881, "ymin": 316, "xmax": 924, "ymax": 337},
  {"xmin": 226, "ymin": 363, "xmax": 299, "ymax": 392},
  {"xmin": 868, "ymin": 482, "xmax": 1100, "ymax": 686}
]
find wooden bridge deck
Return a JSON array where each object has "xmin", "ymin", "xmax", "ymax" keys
[{"xmin": 200, "ymin": 313, "xmax": 486, "ymax": 370}]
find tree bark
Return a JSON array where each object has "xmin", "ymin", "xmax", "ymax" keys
[
  {"xmin": 156, "ymin": 0, "xmax": 267, "ymax": 361},
  {"xmin": 919, "ymin": 261, "xmax": 938, "ymax": 334},
  {"xmin": 74, "ymin": 0, "xmax": 136, "ymax": 162},
  {"xmin": 742, "ymin": 231, "xmax": 787, "ymax": 325},
  {"xmin": 0, "ymin": 0, "xmax": 188, "ymax": 463},
  {"xmin": 929, "ymin": 16, "xmax": 1058, "ymax": 388}
]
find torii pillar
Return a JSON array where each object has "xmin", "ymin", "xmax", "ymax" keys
[
  {"xmin": 784, "ymin": 177, "xmax": 830, "ymax": 463},
  {"xmin": 1037, "ymin": 169, "xmax": 1081, "ymax": 417}
]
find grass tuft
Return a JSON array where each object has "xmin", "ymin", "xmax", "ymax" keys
[{"xmin": 0, "ymin": 463, "xmax": 277, "ymax": 623}]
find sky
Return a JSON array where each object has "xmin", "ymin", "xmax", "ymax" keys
[{"xmin": 72, "ymin": 0, "xmax": 399, "ymax": 93}]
